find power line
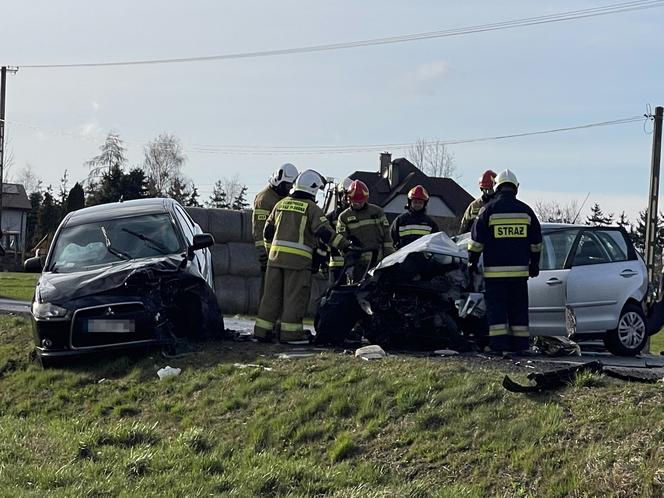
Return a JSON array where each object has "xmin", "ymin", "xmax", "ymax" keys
[
  {"xmin": 0, "ymin": 115, "xmax": 646, "ymax": 155},
  {"xmin": 14, "ymin": 0, "xmax": 664, "ymax": 68}
]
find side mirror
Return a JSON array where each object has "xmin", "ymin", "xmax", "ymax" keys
[
  {"xmin": 188, "ymin": 233, "xmax": 215, "ymax": 257},
  {"xmin": 24, "ymin": 256, "xmax": 43, "ymax": 273}
]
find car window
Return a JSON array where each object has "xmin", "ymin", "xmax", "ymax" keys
[
  {"xmin": 173, "ymin": 206, "xmax": 195, "ymax": 243},
  {"xmin": 540, "ymin": 229, "xmax": 579, "ymax": 270},
  {"xmin": 49, "ymin": 213, "xmax": 183, "ymax": 272},
  {"xmin": 594, "ymin": 229, "xmax": 629, "ymax": 262},
  {"xmin": 572, "ymin": 232, "xmax": 611, "ymax": 266}
]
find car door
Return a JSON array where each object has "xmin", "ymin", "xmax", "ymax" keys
[
  {"xmin": 528, "ymin": 228, "xmax": 580, "ymax": 336},
  {"xmin": 566, "ymin": 227, "xmax": 641, "ymax": 333}
]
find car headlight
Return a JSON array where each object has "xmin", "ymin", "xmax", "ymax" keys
[{"xmin": 32, "ymin": 302, "xmax": 69, "ymax": 319}]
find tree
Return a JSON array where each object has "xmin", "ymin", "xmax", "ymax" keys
[
  {"xmin": 14, "ymin": 163, "xmax": 42, "ymax": 194},
  {"xmin": 630, "ymin": 209, "xmax": 664, "ymax": 255},
  {"xmin": 26, "ymin": 189, "xmax": 43, "ymax": 249},
  {"xmin": 533, "ymin": 199, "xmax": 582, "ymax": 223},
  {"xmin": 58, "ymin": 170, "xmax": 70, "ymax": 208},
  {"xmin": 231, "ymin": 185, "xmax": 249, "ymax": 210},
  {"xmin": 616, "ymin": 211, "xmax": 630, "ymax": 230},
  {"xmin": 36, "ymin": 187, "xmax": 61, "ymax": 242},
  {"xmin": 407, "ymin": 139, "xmax": 458, "ymax": 179},
  {"xmin": 65, "ymin": 182, "xmax": 85, "ymax": 213},
  {"xmin": 586, "ymin": 203, "xmax": 614, "ymax": 226},
  {"xmin": 86, "ymin": 165, "xmax": 148, "ymax": 206},
  {"xmin": 206, "ymin": 180, "xmax": 230, "ymax": 208},
  {"xmin": 143, "ymin": 133, "xmax": 186, "ymax": 197},
  {"xmin": 86, "ymin": 131, "xmax": 127, "ymax": 178},
  {"xmin": 166, "ymin": 175, "xmax": 189, "ymax": 205},
  {"xmin": 186, "ymin": 184, "xmax": 202, "ymax": 207}
]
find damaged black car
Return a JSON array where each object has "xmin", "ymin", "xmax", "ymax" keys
[{"xmin": 24, "ymin": 198, "xmax": 224, "ymax": 363}]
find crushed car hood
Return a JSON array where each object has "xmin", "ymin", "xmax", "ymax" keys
[
  {"xmin": 373, "ymin": 232, "xmax": 468, "ymax": 272},
  {"xmin": 36, "ymin": 255, "xmax": 189, "ymax": 304}
]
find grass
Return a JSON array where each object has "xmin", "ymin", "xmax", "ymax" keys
[
  {"xmin": 650, "ymin": 331, "xmax": 664, "ymax": 354},
  {"xmin": 0, "ymin": 272, "xmax": 39, "ymax": 301},
  {"xmin": 0, "ymin": 315, "xmax": 664, "ymax": 497}
]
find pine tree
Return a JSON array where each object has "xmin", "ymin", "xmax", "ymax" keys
[
  {"xmin": 26, "ymin": 190, "xmax": 43, "ymax": 249},
  {"xmin": 586, "ymin": 203, "xmax": 614, "ymax": 226},
  {"xmin": 86, "ymin": 132, "xmax": 127, "ymax": 178},
  {"xmin": 167, "ymin": 175, "xmax": 189, "ymax": 205},
  {"xmin": 86, "ymin": 166, "xmax": 148, "ymax": 206},
  {"xmin": 206, "ymin": 180, "xmax": 230, "ymax": 208},
  {"xmin": 36, "ymin": 187, "xmax": 61, "ymax": 242},
  {"xmin": 616, "ymin": 211, "xmax": 630, "ymax": 230},
  {"xmin": 231, "ymin": 185, "xmax": 249, "ymax": 210},
  {"xmin": 65, "ymin": 182, "xmax": 85, "ymax": 213},
  {"xmin": 186, "ymin": 184, "xmax": 202, "ymax": 207}
]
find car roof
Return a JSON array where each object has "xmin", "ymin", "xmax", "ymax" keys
[
  {"xmin": 62, "ymin": 198, "xmax": 175, "ymax": 227},
  {"xmin": 540, "ymin": 222, "xmax": 623, "ymax": 230}
]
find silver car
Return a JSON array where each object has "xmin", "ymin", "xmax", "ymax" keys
[
  {"xmin": 457, "ymin": 223, "xmax": 649, "ymax": 355},
  {"xmin": 528, "ymin": 224, "xmax": 648, "ymax": 355}
]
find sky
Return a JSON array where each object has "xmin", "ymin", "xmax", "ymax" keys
[{"xmin": 1, "ymin": 0, "xmax": 663, "ymax": 223}]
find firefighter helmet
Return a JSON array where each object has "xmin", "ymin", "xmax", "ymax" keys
[
  {"xmin": 407, "ymin": 185, "xmax": 430, "ymax": 202},
  {"xmin": 268, "ymin": 163, "xmax": 299, "ymax": 188},
  {"xmin": 291, "ymin": 169, "xmax": 327, "ymax": 196},
  {"xmin": 479, "ymin": 170, "xmax": 497, "ymax": 189},
  {"xmin": 494, "ymin": 169, "xmax": 519, "ymax": 190},
  {"xmin": 347, "ymin": 180, "xmax": 369, "ymax": 203}
]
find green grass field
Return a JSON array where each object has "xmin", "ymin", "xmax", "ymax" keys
[
  {"xmin": 0, "ymin": 272, "xmax": 39, "ymax": 301},
  {"xmin": 0, "ymin": 316, "xmax": 663, "ymax": 497}
]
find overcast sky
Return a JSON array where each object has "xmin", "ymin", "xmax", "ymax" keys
[{"xmin": 1, "ymin": 0, "xmax": 663, "ymax": 223}]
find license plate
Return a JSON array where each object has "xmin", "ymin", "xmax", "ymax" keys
[{"xmin": 88, "ymin": 319, "xmax": 135, "ymax": 333}]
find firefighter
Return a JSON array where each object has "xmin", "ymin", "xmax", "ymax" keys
[
  {"xmin": 252, "ymin": 163, "xmax": 299, "ymax": 297},
  {"xmin": 337, "ymin": 179, "xmax": 395, "ymax": 284},
  {"xmin": 326, "ymin": 178, "xmax": 353, "ymax": 283},
  {"xmin": 390, "ymin": 185, "xmax": 440, "ymax": 250},
  {"xmin": 467, "ymin": 169, "xmax": 542, "ymax": 353},
  {"xmin": 459, "ymin": 169, "xmax": 497, "ymax": 234},
  {"xmin": 254, "ymin": 169, "xmax": 353, "ymax": 343}
]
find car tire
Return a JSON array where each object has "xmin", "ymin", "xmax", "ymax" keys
[{"xmin": 604, "ymin": 303, "xmax": 647, "ymax": 356}]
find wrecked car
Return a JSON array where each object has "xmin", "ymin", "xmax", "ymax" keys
[
  {"xmin": 24, "ymin": 198, "xmax": 223, "ymax": 363},
  {"xmin": 351, "ymin": 232, "xmax": 487, "ymax": 350},
  {"xmin": 457, "ymin": 223, "xmax": 652, "ymax": 356}
]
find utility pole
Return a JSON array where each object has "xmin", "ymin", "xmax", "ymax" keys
[
  {"xmin": 0, "ymin": 65, "xmax": 18, "ymax": 256},
  {"xmin": 645, "ymin": 106, "xmax": 663, "ymax": 299}
]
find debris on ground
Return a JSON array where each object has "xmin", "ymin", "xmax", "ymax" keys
[
  {"xmin": 233, "ymin": 363, "xmax": 273, "ymax": 371},
  {"xmin": 503, "ymin": 361, "xmax": 603, "ymax": 392},
  {"xmin": 533, "ymin": 336, "xmax": 581, "ymax": 356},
  {"xmin": 355, "ymin": 345, "xmax": 387, "ymax": 360},
  {"xmin": 433, "ymin": 349, "xmax": 459, "ymax": 357},
  {"xmin": 157, "ymin": 366, "xmax": 182, "ymax": 380}
]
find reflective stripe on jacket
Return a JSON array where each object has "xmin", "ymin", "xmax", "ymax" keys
[
  {"xmin": 253, "ymin": 186, "xmax": 283, "ymax": 251},
  {"xmin": 467, "ymin": 190, "xmax": 542, "ymax": 279},
  {"xmin": 390, "ymin": 210, "xmax": 440, "ymax": 250},
  {"xmin": 337, "ymin": 203, "xmax": 394, "ymax": 259},
  {"xmin": 459, "ymin": 196, "xmax": 487, "ymax": 234}
]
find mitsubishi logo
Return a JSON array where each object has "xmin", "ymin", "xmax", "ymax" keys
[{"xmin": 104, "ymin": 307, "xmax": 115, "ymax": 316}]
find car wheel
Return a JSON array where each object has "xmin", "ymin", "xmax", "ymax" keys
[{"xmin": 604, "ymin": 303, "xmax": 647, "ymax": 356}]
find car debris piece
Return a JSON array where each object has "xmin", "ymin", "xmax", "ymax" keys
[
  {"xmin": 233, "ymin": 363, "xmax": 273, "ymax": 371},
  {"xmin": 433, "ymin": 349, "xmax": 459, "ymax": 357},
  {"xmin": 503, "ymin": 361, "xmax": 603, "ymax": 392},
  {"xmin": 355, "ymin": 345, "xmax": 387, "ymax": 360},
  {"xmin": 157, "ymin": 366, "xmax": 182, "ymax": 380},
  {"xmin": 533, "ymin": 336, "xmax": 581, "ymax": 357}
]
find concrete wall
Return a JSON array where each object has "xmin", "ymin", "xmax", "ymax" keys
[{"xmin": 186, "ymin": 207, "xmax": 328, "ymax": 317}]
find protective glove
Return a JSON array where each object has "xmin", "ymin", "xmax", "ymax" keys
[{"xmin": 529, "ymin": 263, "xmax": 540, "ymax": 278}]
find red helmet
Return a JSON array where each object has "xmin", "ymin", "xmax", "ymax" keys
[
  {"xmin": 347, "ymin": 180, "xmax": 369, "ymax": 203},
  {"xmin": 479, "ymin": 170, "xmax": 497, "ymax": 189},
  {"xmin": 408, "ymin": 185, "xmax": 429, "ymax": 202}
]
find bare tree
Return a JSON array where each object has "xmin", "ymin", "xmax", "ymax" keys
[
  {"xmin": 221, "ymin": 174, "xmax": 242, "ymax": 203},
  {"xmin": 534, "ymin": 199, "xmax": 583, "ymax": 223},
  {"xmin": 14, "ymin": 163, "xmax": 42, "ymax": 194},
  {"xmin": 143, "ymin": 133, "xmax": 186, "ymax": 197},
  {"xmin": 407, "ymin": 139, "xmax": 458, "ymax": 179},
  {"xmin": 86, "ymin": 131, "xmax": 127, "ymax": 178},
  {"xmin": 2, "ymin": 135, "xmax": 15, "ymax": 182}
]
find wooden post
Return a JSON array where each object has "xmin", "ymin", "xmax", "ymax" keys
[{"xmin": 645, "ymin": 106, "xmax": 663, "ymax": 300}]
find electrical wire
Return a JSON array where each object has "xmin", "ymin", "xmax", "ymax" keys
[
  {"xmin": 14, "ymin": 0, "xmax": 664, "ymax": 68},
  {"xmin": 0, "ymin": 115, "xmax": 646, "ymax": 155}
]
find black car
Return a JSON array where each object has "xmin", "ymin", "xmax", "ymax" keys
[{"xmin": 25, "ymin": 198, "xmax": 223, "ymax": 363}]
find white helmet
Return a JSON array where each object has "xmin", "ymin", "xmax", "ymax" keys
[
  {"xmin": 292, "ymin": 169, "xmax": 327, "ymax": 196},
  {"xmin": 268, "ymin": 163, "xmax": 299, "ymax": 188},
  {"xmin": 495, "ymin": 169, "xmax": 519, "ymax": 190},
  {"xmin": 336, "ymin": 177, "xmax": 353, "ymax": 194}
]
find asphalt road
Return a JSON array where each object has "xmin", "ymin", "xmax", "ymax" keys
[{"xmin": 0, "ymin": 298, "xmax": 30, "ymax": 316}]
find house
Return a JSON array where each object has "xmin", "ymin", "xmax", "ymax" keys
[
  {"xmin": 349, "ymin": 153, "xmax": 474, "ymax": 234},
  {"xmin": 0, "ymin": 183, "xmax": 31, "ymax": 269}
]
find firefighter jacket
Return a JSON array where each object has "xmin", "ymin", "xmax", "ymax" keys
[
  {"xmin": 326, "ymin": 207, "xmax": 345, "ymax": 269},
  {"xmin": 390, "ymin": 209, "xmax": 440, "ymax": 250},
  {"xmin": 253, "ymin": 185, "xmax": 284, "ymax": 255},
  {"xmin": 337, "ymin": 203, "xmax": 395, "ymax": 260},
  {"xmin": 468, "ymin": 190, "xmax": 542, "ymax": 278},
  {"xmin": 264, "ymin": 192, "xmax": 348, "ymax": 271},
  {"xmin": 459, "ymin": 193, "xmax": 493, "ymax": 234}
]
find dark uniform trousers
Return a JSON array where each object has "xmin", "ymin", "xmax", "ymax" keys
[
  {"xmin": 254, "ymin": 266, "xmax": 311, "ymax": 342},
  {"xmin": 485, "ymin": 277, "xmax": 530, "ymax": 351}
]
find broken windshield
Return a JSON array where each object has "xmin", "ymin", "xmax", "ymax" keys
[{"xmin": 48, "ymin": 213, "xmax": 183, "ymax": 272}]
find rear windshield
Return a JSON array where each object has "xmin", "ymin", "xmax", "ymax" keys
[{"xmin": 48, "ymin": 213, "xmax": 183, "ymax": 272}]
